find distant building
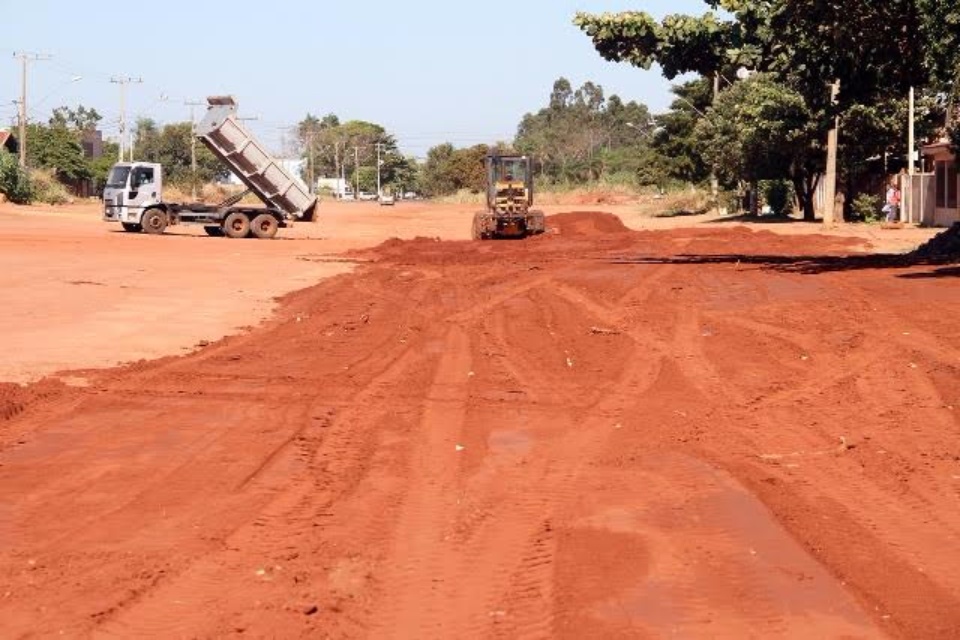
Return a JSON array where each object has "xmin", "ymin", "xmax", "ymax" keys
[
  {"xmin": 921, "ymin": 140, "xmax": 958, "ymax": 226},
  {"xmin": 317, "ymin": 177, "xmax": 354, "ymax": 199},
  {"xmin": 81, "ymin": 129, "xmax": 103, "ymax": 159}
]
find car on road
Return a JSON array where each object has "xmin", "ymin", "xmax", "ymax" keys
[
  {"xmin": 379, "ymin": 193, "xmax": 395, "ymax": 206},
  {"xmin": 358, "ymin": 191, "xmax": 378, "ymax": 201}
]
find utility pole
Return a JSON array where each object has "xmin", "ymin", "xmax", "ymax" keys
[
  {"xmin": 376, "ymin": 142, "xmax": 382, "ymax": 197},
  {"xmin": 334, "ymin": 140, "xmax": 342, "ymax": 193},
  {"xmin": 13, "ymin": 51, "xmax": 51, "ymax": 168},
  {"xmin": 307, "ymin": 127, "xmax": 315, "ymax": 195},
  {"xmin": 185, "ymin": 100, "xmax": 204, "ymax": 199},
  {"xmin": 908, "ymin": 86, "xmax": 915, "ymax": 176},
  {"xmin": 906, "ymin": 86, "xmax": 916, "ymax": 223},
  {"xmin": 710, "ymin": 71, "xmax": 720, "ymax": 213},
  {"xmin": 111, "ymin": 76, "xmax": 142, "ymax": 162},
  {"xmin": 354, "ymin": 146, "xmax": 360, "ymax": 197},
  {"xmin": 823, "ymin": 80, "xmax": 841, "ymax": 226}
]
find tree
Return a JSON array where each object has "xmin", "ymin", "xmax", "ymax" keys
[
  {"xmin": 25, "ymin": 123, "xmax": 91, "ymax": 183},
  {"xmin": 420, "ymin": 143, "xmax": 488, "ymax": 196},
  {"xmin": 574, "ymin": 2, "xmax": 960, "ymax": 217},
  {"xmin": 296, "ymin": 115, "xmax": 405, "ymax": 191},
  {"xmin": 133, "ymin": 118, "xmax": 226, "ymax": 188},
  {"xmin": 0, "ymin": 149, "xmax": 33, "ymax": 203},
  {"xmin": 49, "ymin": 105, "xmax": 102, "ymax": 132},
  {"xmin": 695, "ymin": 75, "xmax": 816, "ymax": 214},
  {"xmin": 651, "ymin": 80, "xmax": 713, "ymax": 186},
  {"xmin": 515, "ymin": 77, "xmax": 659, "ymax": 185}
]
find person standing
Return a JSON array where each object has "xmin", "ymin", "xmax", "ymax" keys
[{"xmin": 885, "ymin": 181, "xmax": 901, "ymax": 223}]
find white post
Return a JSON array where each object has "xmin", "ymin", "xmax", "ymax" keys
[
  {"xmin": 907, "ymin": 86, "xmax": 916, "ymax": 223},
  {"xmin": 376, "ymin": 143, "xmax": 382, "ymax": 197},
  {"xmin": 823, "ymin": 80, "xmax": 841, "ymax": 225}
]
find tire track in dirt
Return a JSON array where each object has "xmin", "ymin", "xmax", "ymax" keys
[
  {"xmin": 687, "ymin": 268, "xmax": 960, "ymax": 637},
  {"xmin": 371, "ymin": 325, "xmax": 473, "ymax": 639},
  {"xmin": 91, "ymin": 275, "xmax": 443, "ymax": 638}
]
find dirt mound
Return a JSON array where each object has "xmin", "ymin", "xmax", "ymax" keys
[
  {"xmin": 911, "ymin": 223, "xmax": 960, "ymax": 261},
  {"xmin": 548, "ymin": 211, "xmax": 631, "ymax": 237}
]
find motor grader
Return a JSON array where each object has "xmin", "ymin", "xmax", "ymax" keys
[{"xmin": 471, "ymin": 153, "xmax": 545, "ymax": 240}]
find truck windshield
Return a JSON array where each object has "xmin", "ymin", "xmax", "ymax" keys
[{"xmin": 106, "ymin": 166, "xmax": 131, "ymax": 189}]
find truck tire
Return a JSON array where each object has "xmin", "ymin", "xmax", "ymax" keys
[
  {"xmin": 204, "ymin": 226, "xmax": 225, "ymax": 237},
  {"xmin": 223, "ymin": 211, "xmax": 250, "ymax": 239},
  {"xmin": 251, "ymin": 214, "xmax": 279, "ymax": 239},
  {"xmin": 121, "ymin": 222, "xmax": 142, "ymax": 233},
  {"xmin": 141, "ymin": 208, "xmax": 167, "ymax": 235}
]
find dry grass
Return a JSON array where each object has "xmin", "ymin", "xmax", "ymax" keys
[
  {"xmin": 637, "ymin": 189, "xmax": 712, "ymax": 218},
  {"xmin": 163, "ymin": 183, "xmax": 260, "ymax": 205}
]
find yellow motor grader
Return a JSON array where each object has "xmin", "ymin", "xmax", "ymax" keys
[{"xmin": 471, "ymin": 154, "xmax": 546, "ymax": 240}]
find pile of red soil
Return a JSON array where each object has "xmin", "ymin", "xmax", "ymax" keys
[{"xmin": 547, "ymin": 211, "xmax": 631, "ymax": 237}]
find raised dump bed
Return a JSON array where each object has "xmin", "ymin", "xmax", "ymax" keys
[{"xmin": 196, "ymin": 96, "xmax": 317, "ymax": 222}]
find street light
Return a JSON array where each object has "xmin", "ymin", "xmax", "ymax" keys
[{"xmin": 625, "ymin": 120, "xmax": 661, "ymax": 137}]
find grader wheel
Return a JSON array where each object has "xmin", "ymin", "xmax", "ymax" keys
[{"xmin": 471, "ymin": 212, "xmax": 489, "ymax": 240}]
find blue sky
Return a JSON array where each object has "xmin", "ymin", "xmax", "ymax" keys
[{"xmin": 2, "ymin": 0, "xmax": 708, "ymax": 159}]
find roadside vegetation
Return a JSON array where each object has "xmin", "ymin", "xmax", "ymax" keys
[{"xmin": 2, "ymin": 1, "xmax": 957, "ymax": 217}]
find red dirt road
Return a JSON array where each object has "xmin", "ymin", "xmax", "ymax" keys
[{"xmin": 2, "ymin": 211, "xmax": 959, "ymax": 638}]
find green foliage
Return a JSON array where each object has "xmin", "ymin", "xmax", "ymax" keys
[
  {"xmin": 296, "ymin": 115, "xmax": 408, "ymax": 191},
  {"xmin": 652, "ymin": 80, "xmax": 713, "ymax": 185},
  {"xmin": 515, "ymin": 77, "xmax": 662, "ymax": 186},
  {"xmin": 574, "ymin": 3, "xmax": 960, "ymax": 220},
  {"xmin": 0, "ymin": 150, "xmax": 34, "ymax": 203},
  {"xmin": 420, "ymin": 143, "xmax": 488, "ymax": 197},
  {"xmin": 762, "ymin": 179, "xmax": 793, "ymax": 216},
  {"xmin": 695, "ymin": 74, "xmax": 813, "ymax": 186},
  {"xmin": 30, "ymin": 169, "xmax": 70, "ymax": 205},
  {"xmin": 49, "ymin": 105, "xmax": 101, "ymax": 132},
  {"xmin": 25, "ymin": 123, "xmax": 91, "ymax": 183},
  {"xmin": 851, "ymin": 193, "xmax": 883, "ymax": 222},
  {"xmin": 89, "ymin": 141, "xmax": 120, "ymax": 192},
  {"xmin": 133, "ymin": 119, "xmax": 227, "ymax": 189}
]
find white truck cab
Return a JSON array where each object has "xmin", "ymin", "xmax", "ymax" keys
[{"xmin": 102, "ymin": 162, "xmax": 164, "ymax": 232}]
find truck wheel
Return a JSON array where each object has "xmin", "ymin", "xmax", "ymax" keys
[
  {"xmin": 141, "ymin": 209, "xmax": 167, "ymax": 235},
  {"xmin": 204, "ymin": 226, "xmax": 225, "ymax": 237},
  {"xmin": 121, "ymin": 222, "xmax": 142, "ymax": 233},
  {"xmin": 223, "ymin": 212, "xmax": 250, "ymax": 239},
  {"xmin": 251, "ymin": 214, "xmax": 279, "ymax": 239}
]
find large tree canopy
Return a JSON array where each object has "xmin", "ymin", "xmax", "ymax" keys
[
  {"xmin": 515, "ymin": 77, "xmax": 658, "ymax": 185},
  {"xmin": 295, "ymin": 115, "xmax": 412, "ymax": 192},
  {"xmin": 575, "ymin": 2, "xmax": 956, "ymax": 106},
  {"xmin": 575, "ymin": 2, "xmax": 960, "ymax": 219}
]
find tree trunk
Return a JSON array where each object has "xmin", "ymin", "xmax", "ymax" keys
[{"xmin": 792, "ymin": 172, "xmax": 819, "ymax": 221}]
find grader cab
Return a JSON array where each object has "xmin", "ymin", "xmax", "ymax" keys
[{"xmin": 471, "ymin": 154, "xmax": 545, "ymax": 240}]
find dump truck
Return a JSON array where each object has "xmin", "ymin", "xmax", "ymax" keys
[
  {"xmin": 471, "ymin": 153, "xmax": 545, "ymax": 240},
  {"xmin": 102, "ymin": 96, "xmax": 316, "ymax": 239}
]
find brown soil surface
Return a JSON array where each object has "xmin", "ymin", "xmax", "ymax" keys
[{"xmin": 1, "ymin": 203, "xmax": 959, "ymax": 638}]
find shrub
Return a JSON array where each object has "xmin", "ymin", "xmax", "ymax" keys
[
  {"xmin": 851, "ymin": 193, "xmax": 883, "ymax": 222},
  {"xmin": 0, "ymin": 150, "xmax": 34, "ymax": 204},
  {"xmin": 29, "ymin": 169, "xmax": 70, "ymax": 205},
  {"xmin": 763, "ymin": 180, "xmax": 793, "ymax": 216}
]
